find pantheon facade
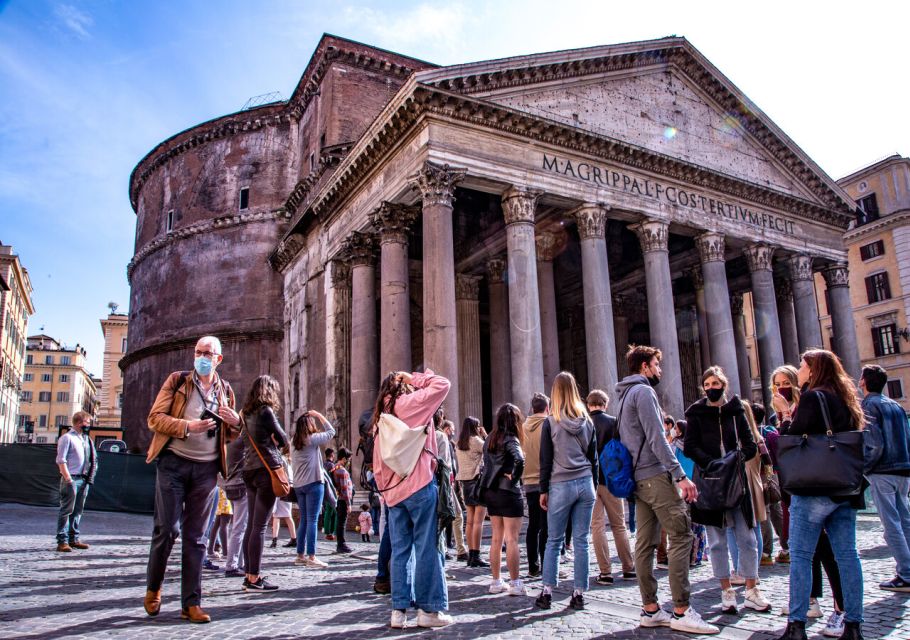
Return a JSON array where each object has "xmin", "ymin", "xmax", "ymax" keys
[{"xmin": 123, "ymin": 35, "xmax": 861, "ymax": 455}]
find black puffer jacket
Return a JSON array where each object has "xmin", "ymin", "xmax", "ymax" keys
[
  {"xmin": 242, "ymin": 406, "xmax": 290, "ymax": 472},
  {"xmin": 684, "ymin": 395, "xmax": 757, "ymax": 528},
  {"xmin": 480, "ymin": 435, "xmax": 525, "ymax": 494}
]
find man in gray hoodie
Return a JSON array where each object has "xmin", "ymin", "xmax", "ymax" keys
[{"xmin": 615, "ymin": 345, "xmax": 717, "ymax": 635}]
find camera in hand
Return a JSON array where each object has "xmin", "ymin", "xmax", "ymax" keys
[{"xmin": 201, "ymin": 408, "xmax": 223, "ymax": 438}]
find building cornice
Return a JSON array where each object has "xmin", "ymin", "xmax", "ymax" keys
[
  {"xmin": 119, "ymin": 325, "xmax": 284, "ymax": 370},
  {"xmin": 844, "ymin": 210, "xmax": 910, "ymax": 243}
]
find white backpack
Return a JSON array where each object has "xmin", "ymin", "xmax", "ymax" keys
[{"xmin": 376, "ymin": 412, "xmax": 429, "ymax": 487}]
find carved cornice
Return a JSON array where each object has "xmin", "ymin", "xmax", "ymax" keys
[
  {"xmin": 328, "ymin": 256, "xmax": 351, "ymax": 289},
  {"xmin": 501, "ymin": 187, "xmax": 541, "ymax": 226},
  {"xmin": 409, "ymin": 161, "xmax": 466, "ymax": 207},
  {"xmin": 688, "ymin": 264, "xmax": 705, "ymax": 289},
  {"xmin": 695, "ymin": 232, "xmax": 726, "ymax": 264},
  {"xmin": 128, "ymin": 208, "xmax": 291, "ymax": 283},
  {"xmin": 631, "ymin": 219, "xmax": 669, "ymax": 253},
  {"xmin": 788, "ymin": 253, "xmax": 815, "ymax": 282},
  {"xmin": 775, "ymin": 277, "xmax": 793, "ymax": 303},
  {"xmin": 487, "ymin": 257, "xmax": 507, "ymax": 284},
  {"xmin": 730, "ymin": 292, "xmax": 744, "ymax": 316},
  {"xmin": 822, "ymin": 263, "xmax": 850, "ymax": 289},
  {"xmin": 455, "ymin": 274, "xmax": 481, "ymax": 300},
  {"xmin": 282, "ymin": 145, "xmax": 350, "ymax": 218},
  {"xmin": 343, "ymin": 231, "xmax": 378, "ymax": 267},
  {"xmin": 571, "ymin": 203, "xmax": 608, "ymax": 240},
  {"xmin": 743, "ymin": 242, "xmax": 775, "ymax": 273},
  {"xmin": 271, "ymin": 232, "xmax": 307, "ymax": 272},
  {"xmin": 119, "ymin": 325, "xmax": 284, "ymax": 370},
  {"xmin": 535, "ymin": 232, "xmax": 559, "ymax": 262},
  {"xmin": 370, "ymin": 202, "xmax": 420, "ymax": 244}
]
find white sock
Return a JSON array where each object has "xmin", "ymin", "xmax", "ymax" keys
[
  {"xmin": 542, "ymin": 585, "xmax": 552, "ymax": 595},
  {"xmin": 573, "ymin": 588, "xmax": 583, "ymax": 597}
]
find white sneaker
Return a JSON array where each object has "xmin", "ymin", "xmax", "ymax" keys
[
  {"xmin": 822, "ymin": 610, "xmax": 845, "ymax": 637},
  {"xmin": 390, "ymin": 610, "xmax": 407, "ymax": 628},
  {"xmin": 640, "ymin": 608, "xmax": 673, "ymax": 628},
  {"xmin": 508, "ymin": 579, "xmax": 527, "ymax": 596},
  {"xmin": 417, "ymin": 609, "xmax": 453, "ymax": 628},
  {"xmin": 744, "ymin": 586, "xmax": 771, "ymax": 612},
  {"xmin": 808, "ymin": 599, "xmax": 823, "ymax": 618},
  {"xmin": 721, "ymin": 588, "xmax": 738, "ymax": 614},
  {"xmin": 729, "ymin": 571, "xmax": 746, "ymax": 586},
  {"xmin": 307, "ymin": 556, "xmax": 328, "ymax": 568},
  {"xmin": 780, "ymin": 603, "xmax": 789, "ymax": 616},
  {"xmin": 669, "ymin": 608, "xmax": 720, "ymax": 635},
  {"xmin": 489, "ymin": 578, "xmax": 509, "ymax": 594},
  {"xmin": 294, "ymin": 554, "xmax": 308, "ymax": 565}
]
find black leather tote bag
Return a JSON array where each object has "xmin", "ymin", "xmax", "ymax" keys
[{"xmin": 693, "ymin": 448, "xmax": 746, "ymax": 512}]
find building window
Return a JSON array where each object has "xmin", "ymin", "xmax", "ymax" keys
[
  {"xmin": 239, "ymin": 187, "xmax": 249, "ymax": 210},
  {"xmin": 18, "ymin": 415, "xmax": 29, "ymax": 427},
  {"xmin": 121, "ymin": 337, "xmax": 128, "ymax": 352},
  {"xmin": 26, "ymin": 355, "xmax": 32, "ymax": 365},
  {"xmin": 45, "ymin": 355, "xmax": 53, "ymax": 365},
  {"xmin": 39, "ymin": 415, "xmax": 47, "ymax": 427},
  {"xmin": 20, "ymin": 391, "xmax": 32, "ymax": 402},
  {"xmin": 118, "ymin": 392, "xmax": 123, "ymax": 409},
  {"xmin": 42, "ymin": 373, "xmax": 51, "ymax": 382},
  {"xmin": 859, "ymin": 240, "xmax": 885, "ymax": 261},
  {"xmin": 61, "ymin": 355, "xmax": 71, "ymax": 365},
  {"xmin": 887, "ymin": 380, "xmax": 904, "ymax": 399},
  {"xmin": 55, "ymin": 415, "xmax": 68, "ymax": 426},
  {"xmin": 858, "ymin": 193, "xmax": 879, "ymax": 219},
  {"xmin": 59, "ymin": 374, "xmax": 69, "ymax": 383},
  {"xmin": 36, "ymin": 436, "xmax": 47, "ymax": 444},
  {"xmin": 166, "ymin": 209, "xmax": 174, "ymax": 233},
  {"xmin": 309, "ymin": 152, "xmax": 316, "ymax": 172},
  {"xmin": 56, "ymin": 392, "xmax": 70, "ymax": 402},
  {"xmin": 38, "ymin": 392, "xmax": 51, "ymax": 402},
  {"xmin": 865, "ymin": 272, "xmax": 892, "ymax": 304},
  {"xmin": 872, "ymin": 324, "xmax": 900, "ymax": 357},
  {"xmin": 23, "ymin": 373, "xmax": 32, "ymax": 382}
]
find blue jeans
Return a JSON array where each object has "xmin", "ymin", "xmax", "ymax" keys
[
  {"xmin": 869, "ymin": 474, "xmax": 910, "ymax": 581},
  {"xmin": 725, "ymin": 518, "xmax": 762, "ymax": 578},
  {"xmin": 543, "ymin": 476, "xmax": 596, "ymax": 591},
  {"xmin": 708, "ymin": 508, "xmax": 758, "ymax": 580},
  {"xmin": 377, "ymin": 504, "xmax": 391, "ymax": 581},
  {"xmin": 788, "ymin": 495, "xmax": 863, "ymax": 624},
  {"xmin": 388, "ymin": 479, "xmax": 447, "ymax": 612},
  {"xmin": 57, "ymin": 477, "xmax": 90, "ymax": 543},
  {"xmin": 295, "ymin": 482, "xmax": 325, "ymax": 556}
]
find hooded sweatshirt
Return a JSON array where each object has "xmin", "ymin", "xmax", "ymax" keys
[
  {"xmin": 615, "ymin": 374, "xmax": 685, "ymax": 483},
  {"xmin": 539, "ymin": 414, "xmax": 597, "ymax": 494},
  {"xmin": 521, "ymin": 414, "xmax": 547, "ymax": 493}
]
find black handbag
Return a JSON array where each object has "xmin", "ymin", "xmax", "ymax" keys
[
  {"xmin": 777, "ymin": 391, "xmax": 865, "ymax": 496},
  {"xmin": 693, "ymin": 413, "xmax": 747, "ymax": 512}
]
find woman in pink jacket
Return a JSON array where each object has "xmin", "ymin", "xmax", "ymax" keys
[{"xmin": 371, "ymin": 369, "xmax": 452, "ymax": 629}]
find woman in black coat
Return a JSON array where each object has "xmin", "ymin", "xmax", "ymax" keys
[{"xmin": 684, "ymin": 366, "xmax": 769, "ymax": 615}]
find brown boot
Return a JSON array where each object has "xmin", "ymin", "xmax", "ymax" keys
[
  {"xmin": 70, "ymin": 541, "xmax": 90, "ymax": 550},
  {"xmin": 56, "ymin": 542, "xmax": 72, "ymax": 552},
  {"xmin": 181, "ymin": 605, "xmax": 211, "ymax": 623},
  {"xmin": 143, "ymin": 590, "xmax": 161, "ymax": 616}
]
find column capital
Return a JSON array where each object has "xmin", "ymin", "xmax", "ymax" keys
[
  {"xmin": 730, "ymin": 292, "xmax": 744, "ymax": 316},
  {"xmin": 788, "ymin": 253, "xmax": 815, "ymax": 282},
  {"xmin": 409, "ymin": 161, "xmax": 466, "ymax": 207},
  {"xmin": 631, "ymin": 218, "xmax": 669, "ymax": 252},
  {"xmin": 455, "ymin": 274, "xmax": 481, "ymax": 301},
  {"xmin": 744, "ymin": 242, "xmax": 776, "ymax": 272},
  {"xmin": 328, "ymin": 256, "xmax": 350, "ymax": 289},
  {"xmin": 343, "ymin": 230, "xmax": 377, "ymax": 267},
  {"xmin": 612, "ymin": 293, "xmax": 632, "ymax": 317},
  {"xmin": 487, "ymin": 257, "xmax": 507, "ymax": 284},
  {"xmin": 822, "ymin": 262, "xmax": 850, "ymax": 288},
  {"xmin": 775, "ymin": 276, "xmax": 794, "ymax": 302},
  {"xmin": 369, "ymin": 202, "xmax": 419, "ymax": 244},
  {"xmin": 535, "ymin": 231, "xmax": 559, "ymax": 262},
  {"xmin": 687, "ymin": 264, "xmax": 705, "ymax": 290},
  {"xmin": 501, "ymin": 187, "xmax": 541, "ymax": 226},
  {"xmin": 695, "ymin": 232, "xmax": 726, "ymax": 263},
  {"xmin": 571, "ymin": 203, "xmax": 609, "ymax": 240}
]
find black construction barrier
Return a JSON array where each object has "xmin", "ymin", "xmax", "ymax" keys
[{"xmin": 0, "ymin": 444, "xmax": 156, "ymax": 514}]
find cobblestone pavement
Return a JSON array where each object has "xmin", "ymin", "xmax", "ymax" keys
[{"xmin": 1, "ymin": 503, "xmax": 908, "ymax": 639}]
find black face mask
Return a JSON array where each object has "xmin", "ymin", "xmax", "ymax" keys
[
  {"xmin": 647, "ymin": 375, "xmax": 660, "ymax": 388},
  {"xmin": 705, "ymin": 388, "xmax": 724, "ymax": 403},
  {"xmin": 778, "ymin": 387, "xmax": 793, "ymax": 402}
]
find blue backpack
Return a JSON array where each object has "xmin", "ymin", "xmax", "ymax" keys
[{"xmin": 599, "ymin": 386, "xmax": 647, "ymax": 499}]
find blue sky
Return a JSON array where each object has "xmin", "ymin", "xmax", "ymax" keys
[{"xmin": 1, "ymin": 0, "xmax": 907, "ymax": 376}]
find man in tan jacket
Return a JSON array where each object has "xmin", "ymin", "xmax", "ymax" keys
[
  {"xmin": 142, "ymin": 336, "xmax": 240, "ymax": 624},
  {"xmin": 522, "ymin": 393, "xmax": 550, "ymax": 577}
]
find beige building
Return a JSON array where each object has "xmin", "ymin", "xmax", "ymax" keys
[
  {"xmin": 19, "ymin": 335, "xmax": 97, "ymax": 443},
  {"xmin": 0, "ymin": 243, "xmax": 35, "ymax": 444},
  {"xmin": 96, "ymin": 312, "xmax": 128, "ymax": 432}
]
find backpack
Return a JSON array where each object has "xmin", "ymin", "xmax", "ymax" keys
[{"xmin": 600, "ymin": 385, "xmax": 647, "ymax": 499}]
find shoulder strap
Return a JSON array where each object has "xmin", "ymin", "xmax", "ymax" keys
[
  {"xmin": 245, "ymin": 418, "xmax": 274, "ymax": 470},
  {"xmin": 616, "ymin": 385, "xmax": 648, "ymax": 469},
  {"xmin": 815, "ymin": 390, "xmax": 834, "ymax": 435}
]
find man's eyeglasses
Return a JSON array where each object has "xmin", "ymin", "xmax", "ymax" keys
[{"xmin": 194, "ymin": 350, "xmax": 218, "ymax": 359}]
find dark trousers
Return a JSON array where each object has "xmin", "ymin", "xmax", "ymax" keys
[
  {"xmin": 56, "ymin": 476, "xmax": 90, "ymax": 543},
  {"xmin": 146, "ymin": 452, "xmax": 218, "ymax": 609},
  {"xmin": 377, "ymin": 505, "xmax": 391, "ymax": 581},
  {"xmin": 525, "ymin": 490, "xmax": 548, "ymax": 571},
  {"xmin": 207, "ymin": 515, "xmax": 231, "ymax": 554},
  {"xmin": 812, "ymin": 530, "xmax": 844, "ymax": 609},
  {"xmin": 335, "ymin": 500, "xmax": 349, "ymax": 548},
  {"xmin": 242, "ymin": 468, "xmax": 276, "ymax": 576}
]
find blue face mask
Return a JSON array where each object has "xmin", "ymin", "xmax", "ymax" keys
[{"xmin": 194, "ymin": 356, "xmax": 214, "ymax": 376}]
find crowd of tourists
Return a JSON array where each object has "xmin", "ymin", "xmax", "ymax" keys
[{"xmin": 58, "ymin": 334, "xmax": 907, "ymax": 637}]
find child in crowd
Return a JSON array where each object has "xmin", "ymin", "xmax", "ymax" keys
[{"xmin": 359, "ymin": 504, "xmax": 373, "ymax": 543}]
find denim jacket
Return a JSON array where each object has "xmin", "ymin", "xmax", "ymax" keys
[{"xmin": 863, "ymin": 393, "xmax": 910, "ymax": 476}]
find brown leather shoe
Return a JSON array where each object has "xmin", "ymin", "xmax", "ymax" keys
[
  {"xmin": 143, "ymin": 590, "xmax": 161, "ymax": 616},
  {"xmin": 56, "ymin": 543, "xmax": 72, "ymax": 552},
  {"xmin": 70, "ymin": 541, "xmax": 90, "ymax": 550},
  {"xmin": 180, "ymin": 605, "xmax": 211, "ymax": 623}
]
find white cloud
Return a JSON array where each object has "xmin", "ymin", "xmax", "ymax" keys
[
  {"xmin": 54, "ymin": 3, "xmax": 93, "ymax": 40},
  {"xmin": 340, "ymin": 3, "xmax": 471, "ymax": 59}
]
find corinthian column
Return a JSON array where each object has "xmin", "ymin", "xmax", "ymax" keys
[
  {"xmin": 688, "ymin": 265, "xmax": 712, "ymax": 373},
  {"xmin": 456, "ymin": 275, "xmax": 483, "ymax": 422},
  {"xmin": 501, "ymin": 187, "xmax": 545, "ymax": 410},
  {"xmin": 574, "ymin": 203, "xmax": 618, "ymax": 401},
  {"xmin": 775, "ymin": 277, "xmax": 801, "ymax": 366},
  {"xmin": 823, "ymin": 263, "xmax": 862, "ymax": 378},
  {"xmin": 371, "ymin": 202, "xmax": 419, "ymax": 375},
  {"xmin": 695, "ymin": 232, "xmax": 741, "ymax": 396},
  {"xmin": 730, "ymin": 293, "xmax": 753, "ymax": 402},
  {"xmin": 410, "ymin": 161, "xmax": 465, "ymax": 422},
  {"xmin": 536, "ymin": 232, "xmax": 561, "ymax": 390},
  {"xmin": 788, "ymin": 254, "xmax": 824, "ymax": 352},
  {"xmin": 744, "ymin": 243, "xmax": 784, "ymax": 408},
  {"xmin": 325, "ymin": 257, "xmax": 350, "ymax": 448},
  {"xmin": 631, "ymin": 219, "xmax": 684, "ymax": 418},
  {"xmin": 488, "ymin": 257, "xmax": 512, "ymax": 414},
  {"xmin": 345, "ymin": 231, "xmax": 378, "ymax": 441}
]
